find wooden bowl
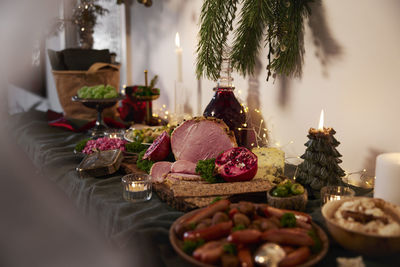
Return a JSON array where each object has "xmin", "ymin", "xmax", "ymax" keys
[
  {"xmin": 169, "ymin": 208, "xmax": 329, "ymax": 267},
  {"xmin": 321, "ymin": 197, "xmax": 400, "ymax": 256},
  {"xmin": 267, "ymin": 187, "xmax": 308, "ymax": 211}
]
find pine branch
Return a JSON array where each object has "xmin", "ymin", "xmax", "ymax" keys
[
  {"xmin": 267, "ymin": 0, "xmax": 312, "ymax": 78},
  {"xmin": 231, "ymin": 0, "xmax": 271, "ymax": 76},
  {"xmin": 196, "ymin": 0, "xmax": 238, "ymax": 80},
  {"xmin": 196, "ymin": 0, "xmax": 314, "ymax": 81}
]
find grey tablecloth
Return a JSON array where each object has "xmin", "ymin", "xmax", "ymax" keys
[{"xmin": 7, "ymin": 111, "xmax": 399, "ymax": 267}]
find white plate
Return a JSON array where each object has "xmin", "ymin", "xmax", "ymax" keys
[{"xmin": 124, "ymin": 125, "xmax": 163, "ymax": 143}]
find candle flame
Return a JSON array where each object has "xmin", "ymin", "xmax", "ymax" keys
[
  {"xmin": 318, "ymin": 109, "xmax": 324, "ymax": 130},
  {"xmin": 175, "ymin": 32, "xmax": 180, "ymax": 48}
]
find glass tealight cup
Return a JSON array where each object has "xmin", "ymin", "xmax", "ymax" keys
[
  {"xmin": 320, "ymin": 185, "xmax": 355, "ymax": 206},
  {"xmin": 121, "ymin": 173, "xmax": 152, "ymax": 202}
]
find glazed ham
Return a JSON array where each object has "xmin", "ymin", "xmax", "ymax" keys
[
  {"xmin": 171, "ymin": 160, "xmax": 197, "ymax": 174},
  {"xmin": 149, "ymin": 161, "xmax": 172, "ymax": 182},
  {"xmin": 171, "ymin": 117, "xmax": 237, "ymax": 162}
]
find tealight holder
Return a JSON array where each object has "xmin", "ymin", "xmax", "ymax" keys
[
  {"xmin": 121, "ymin": 173, "xmax": 152, "ymax": 202},
  {"xmin": 320, "ymin": 186, "xmax": 355, "ymax": 206},
  {"xmin": 104, "ymin": 129, "xmax": 125, "ymax": 139}
]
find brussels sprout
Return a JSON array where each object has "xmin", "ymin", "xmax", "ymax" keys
[
  {"xmin": 272, "ymin": 186, "xmax": 289, "ymax": 197},
  {"xmin": 290, "ymin": 183, "xmax": 305, "ymax": 195}
]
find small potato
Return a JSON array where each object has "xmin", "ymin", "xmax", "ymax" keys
[
  {"xmin": 212, "ymin": 211, "xmax": 230, "ymax": 225},
  {"xmin": 248, "ymin": 220, "xmax": 262, "ymax": 231},
  {"xmin": 195, "ymin": 222, "xmax": 208, "ymax": 230},
  {"xmin": 195, "ymin": 218, "xmax": 212, "ymax": 230},
  {"xmin": 221, "ymin": 254, "xmax": 239, "ymax": 267},
  {"xmin": 233, "ymin": 213, "xmax": 250, "ymax": 227},
  {"xmin": 230, "ymin": 203, "xmax": 239, "ymax": 210},
  {"xmin": 268, "ymin": 216, "xmax": 281, "ymax": 227},
  {"xmin": 259, "ymin": 218, "xmax": 279, "ymax": 232},
  {"xmin": 237, "ymin": 202, "xmax": 255, "ymax": 216}
]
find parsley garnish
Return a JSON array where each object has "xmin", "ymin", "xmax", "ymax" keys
[{"xmin": 196, "ymin": 158, "xmax": 224, "ymax": 183}]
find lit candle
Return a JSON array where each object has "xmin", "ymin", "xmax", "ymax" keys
[
  {"xmin": 318, "ymin": 109, "xmax": 324, "ymax": 131},
  {"xmin": 374, "ymin": 153, "xmax": 400, "ymax": 205},
  {"xmin": 175, "ymin": 32, "xmax": 183, "ymax": 83},
  {"xmin": 127, "ymin": 183, "xmax": 145, "ymax": 192},
  {"xmin": 309, "ymin": 109, "xmax": 332, "ymax": 136}
]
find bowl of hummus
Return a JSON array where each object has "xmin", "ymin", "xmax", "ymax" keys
[{"xmin": 322, "ymin": 197, "xmax": 400, "ymax": 256}]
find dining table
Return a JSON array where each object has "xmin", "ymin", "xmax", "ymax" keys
[{"xmin": 6, "ymin": 110, "xmax": 399, "ymax": 267}]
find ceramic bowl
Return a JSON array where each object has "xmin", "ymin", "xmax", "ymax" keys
[{"xmin": 321, "ymin": 197, "xmax": 400, "ymax": 256}]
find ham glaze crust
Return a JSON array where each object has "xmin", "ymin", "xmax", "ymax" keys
[{"xmin": 171, "ymin": 117, "xmax": 237, "ymax": 162}]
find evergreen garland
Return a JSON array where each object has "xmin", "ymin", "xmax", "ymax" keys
[{"xmin": 196, "ymin": 0, "xmax": 315, "ymax": 81}]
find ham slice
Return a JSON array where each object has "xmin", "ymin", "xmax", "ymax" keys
[
  {"xmin": 171, "ymin": 117, "xmax": 237, "ymax": 162},
  {"xmin": 171, "ymin": 160, "xmax": 197, "ymax": 174},
  {"xmin": 149, "ymin": 161, "xmax": 172, "ymax": 183}
]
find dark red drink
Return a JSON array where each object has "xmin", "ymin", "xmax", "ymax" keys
[{"xmin": 203, "ymin": 86, "xmax": 246, "ymax": 146}]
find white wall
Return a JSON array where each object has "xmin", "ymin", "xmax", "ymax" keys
[{"xmin": 126, "ymin": 0, "xmax": 400, "ymax": 174}]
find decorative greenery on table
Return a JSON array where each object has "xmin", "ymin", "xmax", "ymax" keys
[
  {"xmin": 196, "ymin": 0, "xmax": 315, "ymax": 81},
  {"xmin": 195, "ymin": 158, "xmax": 224, "ymax": 183},
  {"xmin": 136, "ymin": 149, "xmax": 154, "ymax": 173},
  {"xmin": 134, "ymin": 75, "xmax": 160, "ymax": 98},
  {"xmin": 125, "ymin": 142, "xmax": 149, "ymax": 153}
]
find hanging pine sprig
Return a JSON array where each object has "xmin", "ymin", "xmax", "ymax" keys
[
  {"xmin": 266, "ymin": 0, "xmax": 312, "ymax": 79},
  {"xmin": 196, "ymin": 0, "xmax": 314, "ymax": 81},
  {"xmin": 196, "ymin": 0, "xmax": 238, "ymax": 81},
  {"xmin": 231, "ymin": 0, "xmax": 271, "ymax": 76}
]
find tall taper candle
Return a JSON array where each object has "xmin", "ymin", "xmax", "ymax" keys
[
  {"xmin": 175, "ymin": 32, "xmax": 183, "ymax": 83},
  {"xmin": 374, "ymin": 153, "xmax": 400, "ymax": 205}
]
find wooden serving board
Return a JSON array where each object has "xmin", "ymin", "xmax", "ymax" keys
[{"xmin": 121, "ymin": 160, "xmax": 273, "ymax": 212}]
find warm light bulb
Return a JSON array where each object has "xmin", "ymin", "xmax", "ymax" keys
[
  {"xmin": 318, "ymin": 109, "xmax": 324, "ymax": 130},
  {"xmin": 175, "ymin": 32, "xmax": 180, "ymax": 48}
]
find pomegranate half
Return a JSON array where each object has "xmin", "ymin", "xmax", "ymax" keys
[
  {"xmin": 215, "ymin": 147, "xmax": 258, "ymax": 182},
  {"xmin": 143, "ymin": 131, "xmax": 171, "ymax": 161}
]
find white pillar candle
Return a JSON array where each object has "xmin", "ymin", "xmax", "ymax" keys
[
  {"xmin": 374, "ymin": 153, "xmax": 400, "ymax": 205},
  {"xmin": 175, "ymin": 32, "xmax": 183, "ymax": 83}
]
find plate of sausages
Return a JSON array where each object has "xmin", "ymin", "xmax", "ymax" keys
[{"xmin": 170, "ymin": 199, "xmax": 328, "ymax": 267}]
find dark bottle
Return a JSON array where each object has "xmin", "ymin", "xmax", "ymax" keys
[{"xmin": 203, "ymin": 53, "xmax": 246, "ymax": 146}]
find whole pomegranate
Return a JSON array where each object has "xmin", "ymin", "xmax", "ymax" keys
[
  {"xmin": 143, "ymin": 131, "xmax": 171, "ymax": 161},
  {"xmin": 215, "ymin": 147, "xmax": 258, "ymax": 182}
]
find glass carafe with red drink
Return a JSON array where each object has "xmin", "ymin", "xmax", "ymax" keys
[{"xmin": 203, "ymin": 52, "xmax": 246, "ymax": 146}]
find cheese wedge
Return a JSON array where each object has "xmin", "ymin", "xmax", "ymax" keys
[{"xmin": 252, "ymin": 147, "xmax": 285, "ymax": 182}]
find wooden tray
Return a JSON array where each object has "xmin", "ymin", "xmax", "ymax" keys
[{"xmin": 170, "ymin": 209, "xmax": 329, "ymax": 267}]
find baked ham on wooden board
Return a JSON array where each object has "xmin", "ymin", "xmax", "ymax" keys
[{"xmin": 171, "ymin": 117, "xmax": 237, "ymax": 162}]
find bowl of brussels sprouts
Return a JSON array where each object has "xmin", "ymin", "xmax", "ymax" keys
[{"xmin": 267, "ymin": 179, "xmax": 308, "ymax": 211}]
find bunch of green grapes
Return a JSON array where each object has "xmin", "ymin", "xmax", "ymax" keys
[{"xmin": 78, "ymin": 84, "xmax": 118, "ymax": 99}]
